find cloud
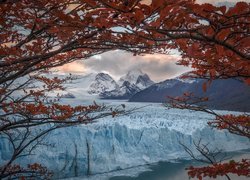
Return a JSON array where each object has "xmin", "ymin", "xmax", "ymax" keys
[
  {"xmin": 84, "ymin": 51, "xmax": 192, "ymax": 82},
  {"xmin": 58, "ymin": 50, "xmax": 191, "ymax": 82},
  {"xmin": 56, "ymin": 61, "xmax": 87, "ymax": 73}
]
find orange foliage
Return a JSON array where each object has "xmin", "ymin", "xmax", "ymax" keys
[
  {"xmin": 187, "ymin": 159, "xmax": 250, "ymax": 180},
  {"xmin": 118, "ymin": 1, "xmax": 250, "ymax": 81},
  {"xmin": 209, "ymin": 114, "xmax": 250, "ymax": 138},
  {"xmin": 0, "ymin": 0, "xmax": 249, "ymax": 179},
  {"xmin": 167, "ymin": 92, "xmax": 250, "ymax": 179},
  {"xmin": 4, "ymin": 163, "xmax": 53, "ymax": 179}
]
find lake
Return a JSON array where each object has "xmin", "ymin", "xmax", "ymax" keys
[{"xmin": 109, "ymin": 150, "xmax": 250, "ymax": 180}]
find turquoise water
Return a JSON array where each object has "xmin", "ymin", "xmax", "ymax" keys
[
  {"xmin": 109, "ymin": 160, "xmax": 191, "ymax": 180},
  {"xmin": 109, "ymin": 150, "xmax": 250, "ymax": 180}
]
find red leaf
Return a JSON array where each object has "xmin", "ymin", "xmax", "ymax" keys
[
  {"xmin": 152, "ymin": 0, "xmax": 165, "ymax": 9},
  {"xmin": 244, "ymin": 78, "xmax": 250, "ymax": 85},
  {"xmin": 202, "ymin": 82, "xmax": 207, "ymax": 92},
  {"xmin": 209, "ymin": 69, "xmax": 216, "ymax": 78},
  {"xmin": 202, "ymin": 3, "xmax": 215, "ymax": 11},
  {"xmin": 218, "ymin": 6, "xmax": 226, "ymax": 14},
  {"xmin": 134, "ymin": 9, "xmax": 144, "ymax": 23}
]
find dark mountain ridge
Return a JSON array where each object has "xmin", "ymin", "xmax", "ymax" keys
[{"xmin": 129, "ymin": 77, "xmax": 250, "ymax": 112}]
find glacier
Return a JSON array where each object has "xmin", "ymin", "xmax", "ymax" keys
[{"xmin": 0, "ymin": 102, "xmax": 249, "ymax": 179}]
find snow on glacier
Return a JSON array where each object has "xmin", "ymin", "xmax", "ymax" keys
[{"xmin": 0, "ymin": 101, "xmax": 249, "ymax": 179}]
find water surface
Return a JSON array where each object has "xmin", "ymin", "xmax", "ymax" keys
[{"xmin": 109, "ymin": 150, "xmax": 250, "ymax": 180}]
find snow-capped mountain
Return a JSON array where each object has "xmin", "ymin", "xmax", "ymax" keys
[
  {"xmin": 49, "ymin": 73, "xmax": 115, "ymax": 100},
  {"xmin": 129, "ymin": 73, "xmax": 250, "ymax": 112},
  {"xmin": 88, "ymin": 73, "xmax": 118, "ymax": 95},
  {"xmin": 59, "ymin": 73, "xmax": 97, "ymax": 99},
  {"xmin": 136, "ymin": 74, "xmax": 155, "ymax": 89},
  {"xmin": 119, "ymin": 69, "xmax": 154, "ymax": 89},
  {"xmin": 101, "ymin": 69, "xmax": 154, "ymax": 99},
  {"xmin": 52, "ymin": 70, "xmax": 154, "ymax": 99},
  {"xmin": 100, "ymin": 81, "xmax": 141, "ymax": 99}
]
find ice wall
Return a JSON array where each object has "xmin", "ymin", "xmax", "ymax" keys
[{"xmin": 0, "ymin": 104, "xmax": 249, "ymax": 179}]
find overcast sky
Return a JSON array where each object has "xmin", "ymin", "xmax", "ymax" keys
[
  {"xmin": 57, "ymin": 0, "xmax": 247, "ymax": 82},
  {"xmin": 57, "ymin": 51, "xmax": 191, "ymax": 82}
]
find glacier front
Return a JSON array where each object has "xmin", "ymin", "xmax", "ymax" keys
[{"xmin": 0, "ymin": 102, "xmax": 249, "ymax": 179}]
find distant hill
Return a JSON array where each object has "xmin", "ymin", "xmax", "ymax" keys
[{"xmin": 129, "ymin": 75, "xmax": 250, "ymax": 112}]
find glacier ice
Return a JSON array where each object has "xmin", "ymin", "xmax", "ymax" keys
[{"xmin": 0, "ymin": 102, "xmax": 249, "ymax": 179}]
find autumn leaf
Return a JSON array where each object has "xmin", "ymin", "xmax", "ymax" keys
[
  {"xmin": 202, "ymin": 82, "xmax": 207, "ymax": 92},
  {"xmin": 151, "ymin": 0, "xmax": 165, "ymax": 9},
  {"xmin": 244, "ymin": 78, "xmax": 250, "ymax": 85},
  {"xmin": 134, "ymin": 9, "xmax": 144, "ymax": 23}
]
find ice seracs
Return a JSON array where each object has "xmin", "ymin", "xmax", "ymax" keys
[{"xmin": 1, "ymin": 102, "xmax": 249, "ymax": 179}]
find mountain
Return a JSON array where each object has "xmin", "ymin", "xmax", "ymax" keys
[
  {"xmin": 60, "ymin": 73, "xmax": 97, "ymax": 99},
  {"xmin": 88, "ymin": 73, "xmax": 118, "ymax": 94},
  {"xmin": 101, "ymin": 69, "xmax": 154, "ymax": 99},
  {"xmin": 119, "ymin": 69, "xmax": 144, "ymax": 84},
  {"xmin": 136, "ymin": 74, "xmax": 155, "ymax": 89},
  {"xmin": 118, "ymin": 69, "xmax": 154, "ymax": 89},
  {"xmin": 52, "ymin": 70, "xmax": 154, "ymax": 99},
  {"xmin": 50, "ymin": 73, "xmax": 116, "ymax": 100},
  {"xmin": 100, "ymin": 81, "xmax": 141, "ymax": 99},
  {"xmin": 129, "ymin": 74, "xmax": 250, "ymax": 112}
]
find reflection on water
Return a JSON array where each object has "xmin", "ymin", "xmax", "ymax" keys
[
  {"xmin": 64, "ymin": 150, "xmax": 250, "ymax": 180},
  {"xmin": 110, "ymin": 160, "xmax": 190, "ymax": 180},
  {"xmin": 110, "ymin": 150, "xmax": 250, "ymax": 180}
]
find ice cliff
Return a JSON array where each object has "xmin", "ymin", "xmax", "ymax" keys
[{"xmin": 0, "ymin": 103, "xmax": 249, "ymax": 179}]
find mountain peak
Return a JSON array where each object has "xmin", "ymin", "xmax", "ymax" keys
[
  {"xmin": 95, "ymin": 72, "xmax": 114, "ymax": 81},
  {"xmin": 88, "ymin": 73, "xmax": 118, "ymax": 95},
  {"xmin": 99, "ymin": 69, "xmax": 154, "ymax": 99},
  {"xmin": 118, "ymin": 69, "xmax": 154, "ymax": 90},
  {"xmin": 119, "ymin": 69, "xmax": 145, "ymax": 85},
  {"xmin": 136, "ymin": 74, "xmax": 154, "ymax": 89}
]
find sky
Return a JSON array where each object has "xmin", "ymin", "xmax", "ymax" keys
[
  {"xmin": 57, "ymin": 0, "xmax": 248, "ymax": 82},
  {"xmin": 57, "ymin": 51, "xmax": 191, "ymax": 82}
]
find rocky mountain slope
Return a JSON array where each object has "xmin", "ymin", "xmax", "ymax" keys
[
  {"xmin": 88, "ymin": 73, "xmax": 119, "ymax": 95},
  {"xmin": 129, "ymin": 75, "xmax": 250, "ymax": 112},
  {"xmin": 100, "ymin": 69, "xmax": 154, "ymax": 99},
  {"xmin": 58, "ymin": 69, "xmax": 155, "ymax": 99}
]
